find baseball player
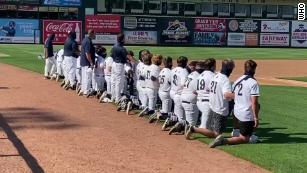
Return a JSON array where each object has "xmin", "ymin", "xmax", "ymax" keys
[
  {"xmin": 76, "ymin": 55, "xmax": 82, "ymax": 94},
  {"xmin": 91, "ymin": 46, "xmax": 106, "ymax": 98},
  {"xmin": 179, "ymin": 61, "xmax": 204, "ymax": 130},
  {"xmin": 194, "ymin": 58, "xmax": 216, "ymax": 132},
  {"xmin": 162, "ymin": 56, "xmax": 189, "ymax": 132},
  {"xmin": 55, "ymin": 48, "xmax": 64, "ymax": 82},
  {"xmin": 185, "ymin": 59, "xmax": 235, "ymax": 145},
  {"xmin": 209, "ymin": 60, "xmax": 260, "ymax": 147},
  {"xmin": 99, "ymin": 54, "xmax": 113, "ymax": 103},
  {"xmin": 148, "ymin": 57, "xmax": 173, "ymax": 123},
  {"xmin": 44, "ymin": 33, "xmax": 56, "ymax": 80},
  {"xmin": 139, "ymin": 55, "xmax": 163, "ymax": 116}
]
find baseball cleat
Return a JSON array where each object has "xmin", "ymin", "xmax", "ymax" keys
[
  {"xmin": 126, "ymin": 101, "xmax": 132, "ymax": 115},
  {"xmin": 148, "ymin": 112, "xmax": 158, "ymax": 123},
  {"xmin": 185, "ymin": 125, "xmax": 194, "ymax": 140},
  {"xmin": 99, "ymin": 91, "xmax": 107, "ymax": 103},
  {"xmin": 44, "ymin": 76, "xmax": 51, "ymax": 80},
  {"xmin": 60, "ymin": 80, "xmax": 66, "ymax": 87},
  {"xmin": 162, "ymin": 118, "xmax": 176, "ymax": 131},
  {"xmin": 138, "ymin": 107, "xmax": 148, "ymax": 117},
  {"xmin": 56, "ymin": 75, "xmax": 60, "ymax": 82},
  {"xmin": 168, "ymin": 122, "xmax": 184, "ymax": 135},
  {"xmin": 76, "ymin": 84, "xmax": 81, "ymax": 94},
  {"xmin": 209, "ymin": 135, "xmax": 225, "ymax": 148}
]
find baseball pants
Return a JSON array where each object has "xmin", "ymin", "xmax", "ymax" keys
[
  {"xmin": 111, "ymin": 62, "xmax": 125, "ymax": 102},
  {"xmin": 81, "ymin": 66, "xmax": 93, "ymax": 95},
  {"xmin": 92, "ymin": 73, "xmax": 105, "ymax": 91},
  {"xmin": 182, "ymin": 102, "xmax": 199, "ymax": 126},
  {"xmin": 159, "ymin": 90, "xmax": 172, "ymax": 114},
  {"xmin": 136, "ymin": 82, "xmax": 146, "ymax": 107},
  {"xmin": 105, "ymin": 75, "xmax": 111, "ymax": 94},
  {"xmin": 172, "ymin": 93, "xmax": 185, "ymax": 123},
  {"xmin": 64, "ymin": 56, "xmax": 77, "ymax": 86},
  {"xmin": 144, "ymin": 88, "xmax": 158, "ymax": 111},
  {"xmin": 56, "ymin": 56, "xmax": 64, "ymax": 76},
  {"xmin": 76, "ymin": 67, "xmax": 81, "ymax": 85},
  {"xmin": 44, "ymin": 56, "xmax": 56, "ymax": 77},
  {"xmin": 197, "ymin": 100, "xmax": 210, "ymax": 129}
]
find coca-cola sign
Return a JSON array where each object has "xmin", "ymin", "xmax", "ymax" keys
[{"xmin": 43, "ymin": 20, "xmax": 82, "ymax": 44}]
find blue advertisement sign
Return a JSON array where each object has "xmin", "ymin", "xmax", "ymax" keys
[
  {"xmin": 194, "ymin": 32, "xmax": 227, "ymax": 46},
  {"xmin": 0, "ymin": 19, "xmax": 40, "ymax": 43},
  {"xmin": 43, "ymin": 0, "xmax": 81, "ymax": 6}
]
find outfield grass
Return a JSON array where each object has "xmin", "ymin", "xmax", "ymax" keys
[
  {"xmin": 281, "ymin": 77, "xmax": 307, "ymax": 82},
  {"xmin": 1, "ymin": 44, "xmax": 307, "ymax": 74},
  {"xmin": 1, "ymin": 44, "xmax": 307, "ymax": 173}
]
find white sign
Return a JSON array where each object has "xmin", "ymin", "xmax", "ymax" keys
[
  {"xmin": 261, "ymin": 21, "xmax": 289, "ymax": 33},
  {"xmin": 227, "ymin": 33, "xmax": 245, "ymax": 46},
  {"xmin": 291, "ymin": 21, "xmax": 307, "ymax": 47},
  {"xmin": 260, "ymin": 33, "xmax": 289, "ymax": 46},
  {"xmin": 124, "ymin": 31, "xmax": 157, "ymax": 44},
  {"xmin": 92, "ymin": 34, "xmax": 117, "ymax": 44},
  {"xmin": 298, "ymin": 3, "xmax": 305, "ymax": 20}
]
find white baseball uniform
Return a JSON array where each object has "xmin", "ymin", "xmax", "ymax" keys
[
  {"xmin": 76, "ymin": 56, "xmax": 81, "ymax": 85},
  {"xmin": 64, "ymin": 55, "xmax": 77, "ymax": 86},
  {"xmin": 144, "ymin": 64, "xmax": 161, "ymax": 111},
  {"xmin": 104, "ymin": 56, "xmax": 113, "ymax": 94},
  {"xmin": 209, "ymin": 72, "xmax": 232, "ymax": 116},
  {"xmin": 92, "ymin": 54, "xmax": 105, "ymax": 92},
  {"xmin": 233, "ymin": 75, "xmax": 260, "ymax": 122},
  {"xmin": 170, "ymin": 67, "xmax": 189, "ymax": 122},
  {"xmin": 136, "ymin": 61, "xmax": 146, "ymax": 107},
  {"xmin": 181, "ymin": 71, "xmax": 200, "ymax": 126},
  {"xmin": 196, "ymin": 70, "xmax": 215, "ymax": 128},
  {"xmin": 56, "ymin": 49, "xmax": 64, "ymax": 76},
  {"xmin": 158, "ymin": 68, "xmax": 172, "ymax": 114}
]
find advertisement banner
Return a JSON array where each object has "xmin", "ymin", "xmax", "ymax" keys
[
  {"xmin": 228, "ymin": 19, "xmax": 260, "ymax": 33},
  {"xmin": 43, "ymin": 20, "xmax": 82, "ymax": 44},
  {"xmin": 194, "ymin": 18, "xmax": 226, "ymax": 32},
  {"xmin": 159, "ymin": 18, "xmax": 193, "ymax": 44},
  {"xmin": 123, "ymin": 16, "xmax": 157, "ymax": 31},
  {"xmin": 43, "ymin": 0, "xmax": 81, "ymax": 6},
  {"xmin": 245, "ymin": 33, "xmax": 258, "ymax": 46},
  {"xmin": 85, "ymin": 15, "xmax": 121, "ymax": 33},
  {"xmin": 0, "ymin": 18, "xmax": 39, "ymax": 43},
  {"xmin": 124, "ymin": 31, "xmax": 157, "ymax": 44},
  {"xmin": 261, "ymin": 21, "xmax": 289, "ymax": 33},
  {"xmin": 92, "ymin": 34, "xmax": 117, "ymax": 44},
  {"xmin": 260, "ymin": 33, "xmax": 289, "ymax": 47},
  {"xmin": 291, "ymin": 21, "xmax": 307, "ymax": 47},
  {"xmin": 227, "ymin": 33, "xmax": 245, "ymax": 46},
  {"xmin": 194, "ymin": 32, "xmax": 227, "ymax": 46}
]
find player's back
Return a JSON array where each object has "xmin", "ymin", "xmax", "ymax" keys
[
  {"xmin": 209, "ymin": 72, "xmax": 231, "ymax": 116},
  {"xmin": 145, "ymin": 64, "xmax": 160, "ymax": 89},
  {"xmin": 159, "ymin": 68, "xmax": 172, "ymax": 92},
  {"xmin": 171, "ymin": 67, "xmax": 189, "ymax": 94},
  {"xmin": 197, "ymin": 70, "xmax": 216, "ymax": 99},
  {"xmin": 181, "ymin": 71, "xmax": 200, "ymax": 103},
  {"xmin": 233, "ymin": 75, "xmax": 260, "ymax": 122}
]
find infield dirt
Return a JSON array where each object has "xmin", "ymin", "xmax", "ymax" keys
[{"xmin": 1, "ymin": 59, "xmax": 307, "ymax": 172}]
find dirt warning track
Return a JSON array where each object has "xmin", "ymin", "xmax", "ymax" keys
[{"xmin": 0, "ymin": 63, "xmax": 270, "ymax": 172}]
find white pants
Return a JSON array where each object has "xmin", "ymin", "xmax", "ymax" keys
[
  {"xmin": 183, "ymin": 102, "xmax": 199, "ymax": 126},
  {"xmin": 64, "ymin": 56, "xmax": 77, "ymax": 86},
  {"xmin": 76, "ymin": 67, "xmax": 82, "ymax": 85},
  {"xmin": 56, "ymin": 59, "xmax": 64, "ymax": 76},
  {"xmin": 137, "ymin": 81, "xmax": 145, "ymax": 107},
  {"xmin": 197, "ymin": 100, "xmax": 210, "ymax": 129},
  {"xmin": 92, "ymin": 73, "xmax": 105, "ymax": 91},
  {"xmin": 173, "ymin": 93, "xmax": 185, "ymax": 122},
  {"xmin": 62, "ymin": 57, "xmax": 68, "ymax": 80},
  {"xmin": 81, "ymin": 66, "xmax": 92, "ymax": 95},
  {"xmin": 144, "ymin": 88, "xmax": 158, "ymax": 111},
  {"xmin": 159, "ymin": 90, "xmax": 172, "ymax": 113},
  {"xmin": 111, "ymin": 63, "xmax": 125, "ymax": 102},
  {"xmin": 104, "ymin": 75, "xmax": 111, "ymax": 94},
  {"xmin": 44, "ymin": 56, "xmax": 56, "ymax": 77}
]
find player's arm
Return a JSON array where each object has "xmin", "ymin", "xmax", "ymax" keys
[
  {"xmin": 223, "ymin": 80, "xmax": 234, "ymax": 100},
  {"xmin": 251, "ymin": 96, "xmax": 259, "ymax": 128}
]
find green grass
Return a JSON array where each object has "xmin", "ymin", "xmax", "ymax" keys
[
  {"xmin": 1, "ymin": 44, "xmax": 307, "ymax": 73},
  {"xmin": 195, "ymin": 85, "xmax": 307, "ymax": 173},
  {"xmin": 280, "ymin": 77, "xmax": 307, "ymax": 82},
  {"xmin": 1, "ymin": 44, "xmax": 307, "ymax": 172}
]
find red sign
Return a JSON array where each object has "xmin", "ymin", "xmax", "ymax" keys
[
  {"xmin": 85, "ymin": 15, "xmax": 121, "ymax": 33},
  {"xmin": 43, "ymin": 20, "xmax": 82, "ymax": 44},
  {"xmin": 195, "ymin": 18, "xmax": 226, "ymax": 32}
]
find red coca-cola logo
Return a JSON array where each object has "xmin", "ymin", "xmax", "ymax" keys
[{"xmin": 46, "ymin": 22, "xmax": 74, "ymax": 33}]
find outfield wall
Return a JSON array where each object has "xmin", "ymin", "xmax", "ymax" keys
[{"xmin": 1, "ymin": 15, "xmax": 307, "ymax": 48}]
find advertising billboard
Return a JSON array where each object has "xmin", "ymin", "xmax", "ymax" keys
[
  {"xmin": 194, "ymin": 32, "xmax": 226, "ymax": 46},
  {"xmin": 194, "ymin": 18, "xmax": 226, "ymax": 32},
  {"xmin": 228, "ymin": 19, "xmax": 260, "ymax": 33},
  {"xmin": 0, "ymin": 18, "xmax": 39, "ymax": 43},
  {"xmin": 124, "ymin": 31, "xmax": 157, "ymax": 44},
  {"xmin": 260, "ymin": 33, "xmax": 289, "ymax": 47},
  {"xmin": 261, "ymin": 21, "xmax": 290, "ymax": 33},
  {"xmin": 291, "ymin": 21, "xmax": 307, "ymax": 47},
  {"xmin": 159, "ymin": 18, "xmax": 193, "ymax": 44},
  {"xmin": 43, "ymin": 20, "xmax": 82, "ymax": 44},
  {"xmin": 123, "ymin": 16, "xmax": 157, "ymax": 31},
  {"xmin": 43, "ymin": 0, "xmax": 81, "ymax": 6}
]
